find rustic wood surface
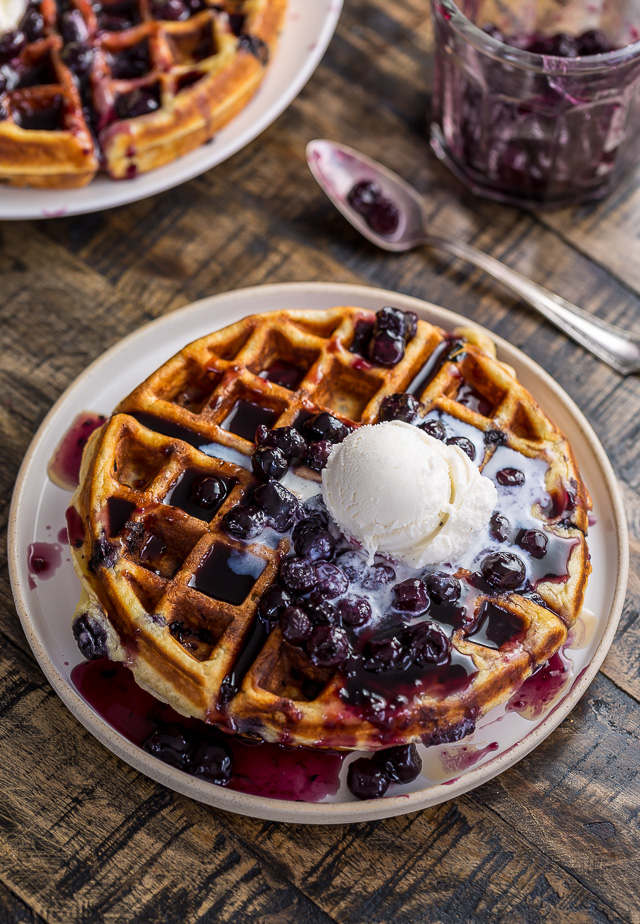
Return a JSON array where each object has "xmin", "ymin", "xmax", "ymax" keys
[{"xmin": 1, "ymin": 0, "xmax": 640, "ymax": 921}]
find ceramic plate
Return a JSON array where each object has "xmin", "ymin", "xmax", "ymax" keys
[
  {"xmin": 0, "ymin": 1, "xmax": 343, "ymax": 220},
  {"xmin": 9, "ymin": 282, "xmax": 628, "ymax": 823}
]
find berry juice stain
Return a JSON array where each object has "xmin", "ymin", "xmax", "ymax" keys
[
  {"xmin": 439, "ymin": 741, "xmax": 499, "ymax": 774},
  {"xmin": 27, "ymin": 541, "xmax": 64, "ymax": 590},
  {"xmin": 47, "ymin": 412, "xmax": 106, "ymax": 490},
  {"xmin": 70, "ymin": 659, "xmax": 344, "ymax": 802},
  {"xmin": 506, "ymin": 648, "xmax": 573, "ymax": 720},
  {"xmin": 222, "ymin": 401, "xmax": 278, "ymax": 442},
  {"xmin": 65, "ymin": 506, "xmax": 85, "ymax": 548}
]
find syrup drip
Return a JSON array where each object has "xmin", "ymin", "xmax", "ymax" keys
[
  {"xmin": 506, "ymin": 648, "xmax": 573, "ymax": 720},
  {"xmin": 164, "ymin": 468, "xmax": 231, "ymax": 521},
  {"xmin": 259, "ymin": 360, "xmax": 306, "ymax": 391},
  {"xmin": 408, "ymin": 338, "xmax": 464, "ymax": 398},
  {"xmin": 188, "ymin": 544, "xmax": 266, "ymax": 606},
  {"xmin": 71, "ymin": 659, "xmax": 344, "ymax": 802},
  {"xmin": 222, "ymin": 401, "xmax": 278, "ymax": 442},
  {"xmin": 47, "ymin": 412, "xmax": 106, "ymax": 490}
]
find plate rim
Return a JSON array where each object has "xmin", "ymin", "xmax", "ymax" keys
[
  {"xmin": 0, "ymin": 1, "xmax": 344, "ymax": 220},
  {"xmin": 8, "ymin": 281, "xmax": 629, "ymax": 824}
]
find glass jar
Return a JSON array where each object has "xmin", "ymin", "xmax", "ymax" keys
[{"xmin": 430, "ymin": 0, "xmax": 640, "ymax": 208}]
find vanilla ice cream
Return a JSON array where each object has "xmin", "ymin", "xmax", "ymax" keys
[
  {"xmin": 322, "ymin": 420, "xmax": 497, "ymax": 567},
  {"xmin": 0, "ymin": 0, "xmax": 26, "ymax": 35}
]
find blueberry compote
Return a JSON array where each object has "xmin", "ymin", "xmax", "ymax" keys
[
  {"xmin": 48, "ymin": 411, "xmax": 106, "ymax": 490},
  {"xmin": 347, "ymin": 180, "xmax": 400, "ymax": 236},
  {"xmin": 71, "ymin": 659, "xmax": 345, "ymax": 801}
]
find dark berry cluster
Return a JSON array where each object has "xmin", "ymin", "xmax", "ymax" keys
[
  {"xmin": 249, "ymin": 412, "xmax": 351, "ymax": 483},
  {"xmin": 143, "ymin": 723, "xmax": 232, "ymax": 783},
  {"xmin": 347, "ymin": 743, "xmax": 422, "ymax": 799},
  {"xmin": 347, "ymin": 180, "xmax": 400, "ymax": 236},
  {"xmin": 349, "ymin": 306, "xmax": 418, "ymax": 368},
  {"xmin": 484, "ymin": 25, "xmax": 615, "ymax": 57},
  {"xmin": 377, "ymin": 394, "xmax": 479, "ymax": 462}
]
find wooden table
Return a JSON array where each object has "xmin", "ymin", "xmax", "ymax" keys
[{"xmin": 2, "ymin": 1, "xmax": 639, "ymax": 921}]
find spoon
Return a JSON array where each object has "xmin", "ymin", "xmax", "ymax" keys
[{"xmin": 306, "ymin": 139, "xmax": 640, "ymax": 376}]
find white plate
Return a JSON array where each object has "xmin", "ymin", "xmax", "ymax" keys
[
  {"xmin": 9, "ymin": 282, "xmax": 628, "ymax": 824},
  {"xmin": 0, "ymin": 2, "xmax": 342, "ymax": 220}
]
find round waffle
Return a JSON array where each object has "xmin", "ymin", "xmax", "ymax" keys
[
  {"xmin": 0, "ymin": 0, "xmax": 286, "ymax": 187},
  {"xmin": 68, "ymin": 305, "xmax": 591, "ymax": 751}
]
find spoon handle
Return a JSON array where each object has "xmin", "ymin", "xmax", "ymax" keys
[{"xmin": 424, "ymin": 234, "xmax": 640, "ymax": 375}]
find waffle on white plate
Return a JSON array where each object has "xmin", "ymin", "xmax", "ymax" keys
[
  {"xmin": 67, "ymin": 305, "xmax": 591, "ymax": 751},
  {"xmin": 0, "ymin": 0, "xmax": 286, "ymax": 187}
]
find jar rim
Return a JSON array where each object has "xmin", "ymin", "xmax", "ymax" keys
[{"xmin": 434, "ymin": 0, "xmax": 640, "ymax": 73}]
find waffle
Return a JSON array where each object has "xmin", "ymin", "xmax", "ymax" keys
[
  {"xmin": 0, "ymin": 0, "xmax": 286, "ymax": 187},
  {"xmin": 68, "ymin": 306, "xmax": 591, "ymax": 751}
]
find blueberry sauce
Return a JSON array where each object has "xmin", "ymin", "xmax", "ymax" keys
[
  {"xmin": 188, "ymin": 544, "xmax": 266, "ymax": 605},
  {"xmin": 107, "ymin": 497, "xmax": 137, "ymax": 537},
  {"xmin": 259, "ymin": 360, "xmax": 306, "ymax": 390},
  {"xmin": 506, "ymin": 649, "xmax": 572, "ymax": 719},
  {"xmin": 65, "ymin": 504, "xmax": 86, "ymax": 548},
  {"xmin": 465, "ymin": 602, "xmax": 527, "ymax": 650},
  {"xmin": 222, "ymin": 401, "xmax": 279, "ymax": 442},
  {"xmin": 407, "ymin": 338, "xmax": 465, "ymax": 397},
  {"xmin": 70, "ymin": 658, "xmax": 345, "ymax": 801},
  {"xmin": 27, "ymin": 541, "xmax": 63, "ymax": 589},
  {"xmin": 164, "ymin": 467, "xmax": 232, "ymax": 521},
  {"xmin": 47, "ymin": 412, "xmax": 106, "ymax": 490},
  {"xmin": 438, "ymin": 740, "xmax": 499, "ymax": 775}
]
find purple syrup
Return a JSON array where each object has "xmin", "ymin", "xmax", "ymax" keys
[
  {"xmin": 70, "ymin": 658, "xmax": 344, "ymax": 801},
  {"xmin": 164, "ymin": 467, "xmax": 232, "ymax": 521},
  {"xmin": 454, "ymin": 383, "xmax": 493, "ymax": 417},
  {"xmin": 439, "ymin": 740, "xmax": 500, "ymax": 774},
  {"xmin": 188, "ymin": 544, "xmax": 266, "ymax": 605},
  {"xmin": 27, "ymin": 541, "xmax": 63, "ymax": 589},
  {"xmin": 222, "ymin": 401, "xmax": 279, "ymax": 442},
  {"xmin": 407, "ymin": 338, "xmax": 464, "ymax": 398},
  {"xmin": 107, "ymin": 497, "xmax": 137, "ymax": 537},
  {"xmin": 465, "ymin": 602, "xmax": 527, "ymax": 650},
  {"xmin": 65, "ymin": 505, "xmax": 86, "ymax": 548},
  {"xmin": 48, "ymin": 412, "xmax": 106, "ymax": 490},
  {"xmin": 259, "ymin": 360, "xmax": 306, "ymax": 390},
  {"xmin": 506, "ymin": 649, "xmax": 572, "ymax": 719}
]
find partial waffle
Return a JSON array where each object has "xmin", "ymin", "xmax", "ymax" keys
[
  {"xmin": 68, "ymin": 306, "xmax": 591, "ymax": 750},
  {"xmin": 0, "ymin": 0, "xmax": 286, "ymax": 187}
]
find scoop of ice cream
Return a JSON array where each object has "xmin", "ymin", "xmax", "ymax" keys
[
  {"xmin": 0, "ymin": 0, "xmax": 27, "ymax": 34},
  {"xmin": 321, "ymin": 420, "xmax": 497, "ymax": 567}
]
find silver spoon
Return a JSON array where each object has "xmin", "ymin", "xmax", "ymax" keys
[{"xmin": 306, "ymin": 139, "xmax": 640, "ymax": 376}]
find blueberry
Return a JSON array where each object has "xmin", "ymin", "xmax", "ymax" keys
[
  {"xmin": 314, "ymin": 561, "xmax": 348, "ymax": 598},
  {"xmin": 258, "ymin": 584, "xmax": 292, "ymax": 623},
  {"xmin": 252, "ymin": 481, "xmax": 299, "ymax": 531},
  {"xmin": 578, "ymin": 29, "xmax": 613, "ymax": 55},
  {"xmin": 364, "ymin": 635, "xmax": 408, "ymax": 672},
  {"xmin": 60, "ymin": 41, "xmax": 94, "ymax": 76},
  {"xmin": 0, "ymin": 29, "xmax": 26, "ymax": 60},
  {"xmin": 190, "ymin": 475, "xmax": 227, "ymax": 509},
  {"xmin": 349, "ymin": 319, "xmax": 374, "ymax": 356},
  {"xmin": 222, "ymin": 504, "xmax": 265, "ymax": 540},
  {"xmin": 255, "ymin": 424, "xmax": 307, "ymax": 464},
  {"xmin": 347, "ymin": 757, "xmax": 390, "ymax": 800},
  {"xmin": 378, "ymin": 393, "xmax": 420, "ymax": 423},
  {"xmin": 294, "ymin": 527, "xmax": 334, "ymax": 562},
  {"xmin": 292, "ymin": 515, "xmax": 328, "ymax": 545},
  {"xmin": 72, "ymin": 612, "xmax": 108, "ymax": 660},
  {"xmin": 425, "ymin": 572, "xmax": 461, "ymax": 605},
  {"xmin": 303, "ymin": 412, "xmax": 350, "ymax": 445},
  {"xmin": 347, "ymin": 180, "xmax": 381, "ymax": 215},
  {"xmin": 481, "ymin": 551, "xmax": 526, "ymax": 590},
  {"xmin": 489, "ymin": 513, "xmax": 510, "ymax": 542},
  {"xmin": 61, "ymin": 8, "xmax": 89, "ymax": 42},
  {"xmin": 306, "ymin": 440, "xmax": 332, "ymax": 472},
  {"xmin": 279, "ymin": 556, "xmax": 317, "ymax": 593},
  {"xmin": 192, "ymin": 740, "xmax": 232, "ymax": 783},
  {"xmin": 419, "ymin": 419, "xmax": 446, "ymax": 441},
  {"xmin": 375, "ymin": 744, "xmax": 422, "ymax": 784},
  {"xmin": 150, "ymin": 0, "xmax": 189, "ymax": 18},
  {"xmin": 237, "ymin": 33, "xmax": 269, "ymax": 65},
  {"xmin": 362, "ymin": 563, "xmax": 396, "ymax": 591},
  {"xmin": 251, "ymin": 445, "xmax": 288, "ymax": 481},
  {"xmin": 446, "ymin": 435, "xmax": 476, "ymax": 461},
  {"xmin": 19, "ymin": 7, "xmax": 44, "ymax": 41},
  {"xmin": 376, "ymin": 306, "xmax": 416, "ymax": 341},
  {"xmin": 308, "ymin": 625, "xmax": 350, "ymax": 667},
  {"xmin": 368, "ymin": 330, "xmax": 405, "ymax": 367},
  {"xmin": 337, "ymin": 595, "xmax": 372, "ymax": 627},
  {"xmin": 336, "ymin": 551, "xmax": 367, "ymax": 583},
  {"xmin": 368, "ymin": 200, "xmax": 400, "ymax": 236},
  {"xmin": 99, "ymin": 12, "xmax": 133, "ymax": 30},
  {"xmin": 143, "ymin": 724, "xmax": 193, "ymax": 771},
  {"xmin": 402, "ymin": 621, "xmax": 449, "ymax": 665},
  {"xmin": 516, "ymin": 528, "xmax": 548, "ymax": 559},
  {"xmin": 393, "ymin": 578, "xmax": 430, "ymax": 614},
  {"xmin": 115, "ymin": 87, "xmax": 160, "ymax": 120},
  {"xmin": 280, "ymin": 606, "xmax": 313, "ymax": 644},
  {"xmin": 496, "ymin": 468, "xmax": 525, "ymax": 487},
  {"xmin": 110, "ymin": 43, "xmax": 150, "ymax": 79},
  {"xmin": 303, "ymin": 591, "xmax": 338, "ymax": 625}
]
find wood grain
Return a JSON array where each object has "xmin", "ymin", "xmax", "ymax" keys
[{"xmin": 1, "ymin": 0, "xmax": 640, "ymax": 921}]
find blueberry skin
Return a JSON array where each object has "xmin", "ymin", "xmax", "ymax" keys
[
  {"xmin": 375, "ymin": 744, "xmax": 422, "ymax": 784},
  {"xmin": 72, "ymin": 612, "xmax": 108, "ymax": 660},
  {"xmin": 347, "ymin": 757, "xmax": 390, "ymax": 800}
]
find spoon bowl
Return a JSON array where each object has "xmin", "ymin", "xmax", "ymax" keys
[{"xmin": 306, "ymin": 138, "xmax": 640, "ymax": 376}]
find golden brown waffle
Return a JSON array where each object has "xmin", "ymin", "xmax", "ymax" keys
[
  {"xmin": 0, "ymin": 0, "xmax": 286, "ymax": 187},
  {"xmin": 68, "ymin": 306, "xmax": 591, "ymax": 750}
]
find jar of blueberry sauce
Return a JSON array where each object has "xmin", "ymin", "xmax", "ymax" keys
[{"xmin": 430, "ymin": 0, "xmax": 640, "ymax": 208}]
